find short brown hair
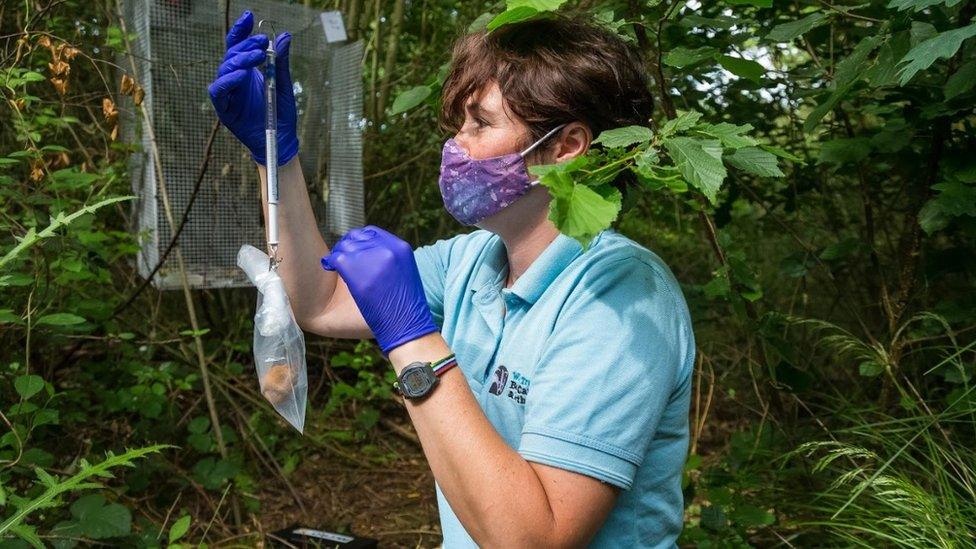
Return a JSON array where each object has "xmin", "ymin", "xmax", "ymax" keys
[{"xmin": 440, "ymin": 15, "xmax": 654, "ymax": 152}]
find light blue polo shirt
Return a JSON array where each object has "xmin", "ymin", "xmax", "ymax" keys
[{"xmin": 413, "ymin": 228, "xmax": 695, "ymax": 548}]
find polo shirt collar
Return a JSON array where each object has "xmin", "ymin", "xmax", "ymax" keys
[
  {"xmin": 471, "ymin": 234, "xmax": 508, "ymax": 294},
  {"xmin": 508, "ymin": 232, "xmax": 588, "ymax": 305},
  {"xmin": 471, "ymin": 231, "xmax": 605, "ymax": 305}
]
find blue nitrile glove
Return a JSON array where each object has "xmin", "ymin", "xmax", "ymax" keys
[
  {"xmin": 207, "ymin": 10, "xmax": 298, "ymax": 166},
  {"xmin": 320, "ymin": 226, "xmax": 439, "ymax": 355}
]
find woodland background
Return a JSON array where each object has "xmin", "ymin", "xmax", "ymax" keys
[{"xmin": 1, "ymin": 0, "xmax": 975, "ymax": 547}]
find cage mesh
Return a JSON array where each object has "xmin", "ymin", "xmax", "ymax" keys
[{"xmin": 121, "ymin": 0, "xmax": 364, "ymax": 289}]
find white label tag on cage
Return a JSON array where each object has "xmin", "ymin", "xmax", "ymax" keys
[{"xmin": 320, "ymin": 11, "xmax": 347, "ymax": 43}]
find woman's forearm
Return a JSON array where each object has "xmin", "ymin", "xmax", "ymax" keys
[
  {"xmin": 256, "ymin": 157, "xmax": 334, "ymax": 324},
  {"xmin": 388, "ymin": 335, "xmax": 571, "ymax": 548}
]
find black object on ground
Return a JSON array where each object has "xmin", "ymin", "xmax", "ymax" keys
[{"xmin": 269, "ymin": 525, "xmax": 379, "ymax": 548}]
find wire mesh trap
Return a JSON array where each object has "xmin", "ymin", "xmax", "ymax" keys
[{"xmin": 120, "ymin": 0, "xmax": 365, "ymax": 289}]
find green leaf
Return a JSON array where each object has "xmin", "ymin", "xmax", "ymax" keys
[
  {"xmin": 704, "ymin": 270, "xmax": 732, "ymax": 299},
  {"xmin": 701, "ymin": 505, "xmax": 728, "ymax": 532},
  {"xmin": 726, "ymin": 147, "xmax": 784, "ymax": 177},
  {"xmin": 33, "ymin": 467, "xmax": 58, "ymax": 488},
  {"xmin": 731, "ymin": 504, "xmax": 776, "ymax": 527},
  {"xmin": 389, "ymin": 85, "xmax": 432, "ymax": 115},
  {"xmin": 663, "ymin": 46, "xmax": 717, "ymax": 68},
  {"xmin": 487, "ymin": 6, "xmax": 540, "ymax": 31},
  {"xmin": 944, "ymin": 60, "xmax": 976, "ymax": 99},
  {"xmin": 542, "ymin": 170, "xmax": 621, "ymax": 247},
  {"xmin": 696, "ymin": 122, "xmax": 757, "ymax": 149},
  {"xmin": 14, "ymin": 375, "xmax": 44, "ymax": 399},
  {"xmin": 169, "ymin": 515, "xmax": 191, "ymax": 543},
  {"xmin": 766, "ymin": 12, "xmax": 827, "ymax": 42},
  {"xmin": 726, "ymin": 0, "xmax": 772, "ymax": 7},
  {"xmin": 187, "ymin": 417, "xmax": 211, "ymax": 434},
  {"xmin": 803, "ymin": 83, "xmax": 852, "ymax": 133},
  {"xmin": 10, "ymin": 524, "xmax": 44, "ymax": 549},
  {"xmin": 918, "ymin": 179, "xmax": 976, "ymax": 234},
  {"xmin": 592, "ymin": 125, "xmax": 653, "ymax": 148},
  {"xmin": 192, "ymin": 457, "xmax": 239, "ymax": 490},
  {"xmin": 36, "ymin": 313, "xmax": 86, "ymax": 326},
  {"xmin": 803, "ymin": 35, "xmax": 884, "ymax": 132},
  {"xmin": 468, "ymin": 12, "xmax": 494, "ymax": 33},
  {"xmin": 760, "ymin": 144, "xmax": 804, "ymax": 163},
  {"xmin": 659, "ymin": 110, "xmax": 702, "ymax": 137},
  {"xmin": 887, "ymin": 0, "xmax": 964, "ymax": 11},
  {"xmin": 507, "ymin": 0, "xmax": 567, "ymax": 9},
  {"xmin": 820, "ymin": 238, "xmax": 861, "ymax": 261},
  {"xmin": 49, "ymin": 169, "xmax": 99, "ymax": 190},
  {"xmin": 680, "ymin": 15, "xmax": 740, "ymax": 30},
  {"xmin": 835, "ymin": 35, "xmax": 883, "ymax": 88},
  {"xmin": 866, "ymin": 31, "xmax": 911, "ymax": 87},
  {"xmin": 69, "ymin": 494, "xmax": 132, "ymax": 539},
  {"xmin": 0, "ymin": 309, "xmax": 21, "ymax": 324},
  {"xmin": 21, "ymin": 71, "xmax": 46, "ymax": 83},
  {"xmin": 664, "ymin": 137, "xmax": 727, "ymax": 204},
  {"xmin": 817, "ymin": 138, "xmax": 871, "ymax": 166},
  {"xmin": 897, "ymin": 23, "xmax": 976, "ymax": 85},
  {"xmin": 859, "ymin": 360, "xmax": 885, "ymax": 377},
  {"xmin": 718, "ymin": 55, "xmax": 766, "ymax": 83}
]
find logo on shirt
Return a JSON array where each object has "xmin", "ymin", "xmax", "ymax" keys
[
  {"xmin": 488, "ymin": 365, "xmax": 530, "ymax": 405},
  {"xmin": 488, "ymin": 365, "xmax": 508, "ymax": 395}
]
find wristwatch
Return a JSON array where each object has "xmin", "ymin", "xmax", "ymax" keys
[{"xmin": 393, "ymin": 354, "xmax": 457, "ymax": 400}]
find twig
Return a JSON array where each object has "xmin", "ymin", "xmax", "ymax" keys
[
  {"xmin": 111, "ymin": 119, "xmax": 221, "ymax": 316},
  {"xmin": 0, "ymin": 409, "xmax": 23, "ymax": 470},
  {"xmin": 201, "ymin": 483, "xmax": 233, "ymax": 542},
  {"xmin": 156, "ymin": 490, "xmax": 183, "ymax": 540},
  {"xmin": 817, "ymin": 0, "xmax": 884, "ymax": 23}
]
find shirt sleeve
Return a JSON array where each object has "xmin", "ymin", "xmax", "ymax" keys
[{"xmin": 518, "ymin": 256, "xmax": 692, "ymax": 490}]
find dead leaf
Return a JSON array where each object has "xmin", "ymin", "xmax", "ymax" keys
[
  {"xmin": 30, "ymin": 162, "xmax": 44, "ymax": 182},
  {"xmin": 50, "ymin": 77, "xmax": 68, "ymax": 95},
  {"xmin": 53, "ymin": 152, "xmax": 70, "ymax": 168},
  {"xmin": 37, "ymin": 35, "xmax": 52, "ymax": 49},
  {"xmin": 62, "ymin": 46, "xmax": 80, "ymax": 60},
  {"xmin": 120, "ymin": 73, "xmax": 135, "ymax": 95},
  {"xmin": 48, "ymin": 59, "xmax": 70, "ymax": 77},
  {"xmin": 111, "ymin": 125, "xmax": 119, "ymax": 141},
  {"xmin": 133, "ymin": 86, "xmax": 145, "ymax": 106},
  {"xmin": 102, "ymin": 97, "xmax": 118, "ymax": 124}
]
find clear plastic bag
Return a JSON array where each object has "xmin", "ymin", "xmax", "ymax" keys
[{"xmin": 237, "ymin": 245, "xmax": 307, "ymax": 433}]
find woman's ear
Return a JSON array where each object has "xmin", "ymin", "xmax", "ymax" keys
[{"xmin": 553, "ymin": 122, "xmax": 592, "ymax": 163}]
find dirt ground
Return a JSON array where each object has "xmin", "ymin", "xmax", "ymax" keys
[{"xmin": 258, "ymin": 417, "xmax": 441, "ymax": 548}]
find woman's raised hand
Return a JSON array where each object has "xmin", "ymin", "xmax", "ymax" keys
[{"xmin": 207, "ymin": 10, "xmax": 298, "ymax": 166}]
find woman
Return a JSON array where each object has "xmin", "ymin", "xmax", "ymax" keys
[{"xmin": 210, "ymin": 10, "xmax": 695, "ymax": 548}]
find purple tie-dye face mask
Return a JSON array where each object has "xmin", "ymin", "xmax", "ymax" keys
[{"xmin": 438, "ymin": 125, "xmax": 566, "ymax": 226}]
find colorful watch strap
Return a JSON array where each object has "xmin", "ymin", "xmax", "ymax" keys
[
  {"xmin": 431, "ymin": 353, "xmax": 457, "ymax": 376},
  {"xmin": 392, "ymin": 353, "xmax": 456, "ymax": 397}
]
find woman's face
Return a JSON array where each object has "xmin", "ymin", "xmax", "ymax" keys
[
  {"xmin": 453, "ymin": 81, "xmax": 541, "ymax": 161},
  {"xmin": 448, "ymin": 81, "xmax": 591, "ymax": 235}
]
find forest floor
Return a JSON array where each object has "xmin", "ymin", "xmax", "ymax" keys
[
  {"xmin": 258, "ymin": 417, "xmax": 441, "ymax": 548},
  {"xmin": 248, "ymin": 378, "xmax": 742, "ymax": 548}
]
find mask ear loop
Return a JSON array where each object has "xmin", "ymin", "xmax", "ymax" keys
[
  {"xmin": 519, "ymin": 123, "xmax": 568, "ymax": 157},
  {"xmin": 522, "ymin": 123, "xmax": 568, "ymax": 186}
]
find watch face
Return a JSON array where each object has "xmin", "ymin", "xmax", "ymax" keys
[{"xmin": 403, "ymin": 369, "xmax": 429, "ymax": 394}]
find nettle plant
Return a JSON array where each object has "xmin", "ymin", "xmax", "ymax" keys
[{"xmin": 530, "ymin": 110, "xmax": 792, "ymax": 248}]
